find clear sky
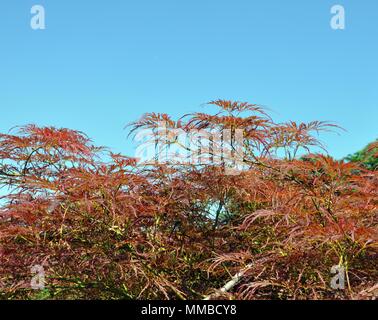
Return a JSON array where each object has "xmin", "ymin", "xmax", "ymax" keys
[{"xmin": 1, "ymin": 0, "xmax": 377, "ymax": 159}]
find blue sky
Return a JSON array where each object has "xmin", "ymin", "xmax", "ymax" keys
[{"xmin": 1, "ymin": 0, "xmax": 377, "ymax": 159}]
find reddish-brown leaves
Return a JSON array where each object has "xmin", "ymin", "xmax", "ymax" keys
[{"xmin": 0, "ymin": 101, "xmax": 377, "ymax": 300}]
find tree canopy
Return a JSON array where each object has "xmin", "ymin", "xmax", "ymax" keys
[
  {"xmin": 0, "ymin": 100, "xmax": 377, "ymax": 300},
  {"xmin": 345, "ymin": 140, "xmax": 378, "ymax": 171}
]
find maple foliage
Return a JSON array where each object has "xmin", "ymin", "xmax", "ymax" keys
[{"xmin": 0, "ymin": 100, "xmax": 377, "ymax": 300}]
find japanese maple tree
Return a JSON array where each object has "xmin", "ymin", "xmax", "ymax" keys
[{"xmin": 0, "ymin": 100, "xmax": 377, "ymax": 300}]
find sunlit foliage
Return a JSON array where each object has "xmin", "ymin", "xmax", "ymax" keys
[{"xmin": 0, "ymin": 101, "xmax": 377, "ymax": 300}]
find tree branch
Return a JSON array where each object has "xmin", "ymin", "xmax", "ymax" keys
[{"xmin": 204, "ymin": 263, "xmax": 253, "ymax": 300}]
